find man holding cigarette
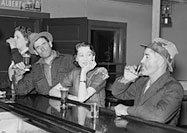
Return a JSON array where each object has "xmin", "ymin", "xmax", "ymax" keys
[{"xmin": 112, "ymin": 38, "xmax": 184, "ymax": 125}]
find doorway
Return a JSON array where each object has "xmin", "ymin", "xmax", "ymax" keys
[{"xmin": 88, "ymin": 20, "xmax": 127, "ymax": 85}]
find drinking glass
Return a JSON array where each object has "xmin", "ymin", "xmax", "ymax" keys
[
  {"xmin": 135, "ymin": 64, "xmax": 142, "ymax": 74},
  {"xmin": 60, "ymin": 87, "xmax": 69, "ymax": 106},
  {"xmin": 23, "ymin": 53, "xmax": 31, "ymax": 71},
  {"xmin": 60, "ymin": 106, "xmax": 67, "ymax": 118},
  {"xmin": 0, "ymin": 91, "xmax": 6, "ymax": 102},
  {"xmin": 90, "ymin": 103, "xmax": 99, "ymax": 118}
]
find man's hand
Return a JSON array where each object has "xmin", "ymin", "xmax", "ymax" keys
[
  {"xmin": 119, "ymin": 65, "xmax": 139, "ymax": 83},
  {"xmin": 14, "ymin": 62, "xmax": 27, "ymax": 76},
  {"xmin": 114, "ymin": 117, "xmax": 129, "ymax": 128},
  {"xmin": 12, "ymin": 62, "xmax": 27, "ymax": 85},
  {"xmin": 114, "ymin": 104, "xmax": 129, "ymax": 116},
  {"xmin": 49, "ymin": 83, "xmax": 62, "ymax": 98}
]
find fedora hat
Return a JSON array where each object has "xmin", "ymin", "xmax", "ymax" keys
[{"xmin": 29, "ymin": 32, "xmax": 53, "ymax": 54}]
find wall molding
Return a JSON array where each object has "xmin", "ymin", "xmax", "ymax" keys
[{"xmin": 0, "ymin": 9, "xmax": 50, "ymax": 19}]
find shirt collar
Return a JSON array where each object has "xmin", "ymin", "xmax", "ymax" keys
[
  {"xmin": 36, "ymin": 50, "xmax": 57, "ymax": 65},
  {"xmin": 149, "ymin": 71, "xmax": 171, "ymax": 89}
]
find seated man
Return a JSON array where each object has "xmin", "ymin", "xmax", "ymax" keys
[
  {"xmin": 13, "ymin": 31, "xmax": 74, "ymax": 95},
  {"xmin": 112, "ymin": 38, "xmax": 184, "ymax": 125}
]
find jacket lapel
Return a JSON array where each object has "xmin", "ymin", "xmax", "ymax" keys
[
  {"xmin": 140, "ymin": 83, "xmax": 161, "ymax": 105},
  {"xmin": 139, "ymin": 72, "xmax": 170, "ymax": 105}
]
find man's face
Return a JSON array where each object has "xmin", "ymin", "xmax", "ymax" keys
[
  {"xmin": 34, "ymin": 38, "xmax": 53, "ymax": 59},
  {"xmin": 140, "ymin": 48, "xmax": 160, "ymax": 76}
]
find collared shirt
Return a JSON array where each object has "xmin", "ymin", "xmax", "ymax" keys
[
  {"xmin": 143, "ymin": 80, "xmax": 151, "ymax": 93},
  {"xmin": 37, "ymin": 50, "xmax": 57, "ymax": 87},
  {"xmin": 15, "ymin": 51, "xmax": 74, "ymax": 95}
]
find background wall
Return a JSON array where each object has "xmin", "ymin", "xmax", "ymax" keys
[
  {"xmin": 161, "ymin": 3, "xmax": 187, "ymax": 80},
  {"xmin": 42, "ymin": 0, "xmax": 187, "ymax": 80},
  {"xmin": 43, "ymin": 0, "xmax": 152, "ymax": 67}
]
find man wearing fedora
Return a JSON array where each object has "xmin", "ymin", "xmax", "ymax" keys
[
  {"xmin": 13, "ymin": 31, "xmax": 74, "ymax": 95},
  {"xmin": 112, "ymin": 38, "xmax": 184, "ymax": 125}
]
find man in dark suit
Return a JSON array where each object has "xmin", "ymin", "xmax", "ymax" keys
[{"xmin": 112, "ymin": 38, "xmax": 184, "ymax": 125}]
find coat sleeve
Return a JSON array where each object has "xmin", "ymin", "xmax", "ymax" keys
[
  {"xmin": 89, "ymin": 67, "xmax": 109, "ymax": 93},
  {"xmin": 61, "ymin": 69, "xmax": 74, "ymax": 87},
  {"xmin": 66, "ymin": 54, "xmax": 76, "ymax": 71},
  {"xmin": 127, "ymin": 81, "xmax": 184, "ymax": 123},
  {"xmin": 15, "ymin": 70, "xmax": 35, "ymax": 95},
  {"xmin": 111, "ymin": 76, "xmax": 137, "ymax": 100},
  {"xmin": 11, "ymin": 48, "xmax": 23, "ymax": 64}
]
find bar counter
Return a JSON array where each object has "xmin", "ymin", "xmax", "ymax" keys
[{"xmin": 0, "ymin": 94, "xmax": 187, "ymax": 133}]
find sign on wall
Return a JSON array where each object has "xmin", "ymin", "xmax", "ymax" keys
[{"xmin": 0, "ymin": 0, "xmax": 41, "ymax": 12}]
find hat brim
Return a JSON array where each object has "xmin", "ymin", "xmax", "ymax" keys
[{"xmin": 29, "ymin": 32, "xmax": 53, "ymax": 55}]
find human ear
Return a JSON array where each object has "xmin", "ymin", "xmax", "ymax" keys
[
  {"xmin": 92, "ymin": 56, "xmax": 95, "ymax": 61},
  {"xmin": 49, "ymin": 42, "xmax": 53, "ymax": 47},
  {"xmin": 156, "ymin": 53, "xmax": 165, "ymax": 66},
  {"xmin": 75, "ymin": 55, "xmax": 78, "ymax": 62}
]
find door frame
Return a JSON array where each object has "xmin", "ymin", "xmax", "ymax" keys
[{"xmin": 88, "ymin": 20, "xmax": 127, "ymax": 80}]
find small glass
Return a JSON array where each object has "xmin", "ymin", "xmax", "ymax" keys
[
  {"xmin": 60, "ymin": 106, "xmax": 67, "ymax": 119},
  {"xmin": 23, "ymin": 53, "xmax": 31, "ymax": 71},
  {"xmin": 60, "ymin": 87, "xmax": 69, "ymax": 105},
  {"xmin": 90, "ymin": 103, "xmax": 99, "ymax": 118},
  {"xmin": 135, "ymin": 64, "xmax": 142, "ymax": 74},
  {"xmin": 0, "ymin": 91, "xmax": 6, "ymax": 102}
]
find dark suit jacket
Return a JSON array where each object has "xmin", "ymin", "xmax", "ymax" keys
[{"xmin": 112, "ymin": 71, "xmax": 184, "ymax": 125}]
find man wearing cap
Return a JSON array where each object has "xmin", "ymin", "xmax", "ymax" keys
[
  {"xmin": 112, "ymin": 38, "xmax": 184, "ymax": 125},
  {"xmin": 13, "ymin": 31, "xmax": 74, "ymax": 95}
]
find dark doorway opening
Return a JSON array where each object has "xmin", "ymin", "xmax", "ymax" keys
[{"xmin": 91, "ymin": 30, "xmax": 114, "ymax": 63}]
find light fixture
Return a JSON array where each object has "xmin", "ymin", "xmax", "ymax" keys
[{"xmin": 161, "ymin": 0, "xmax": 172, "ymax": 27}]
